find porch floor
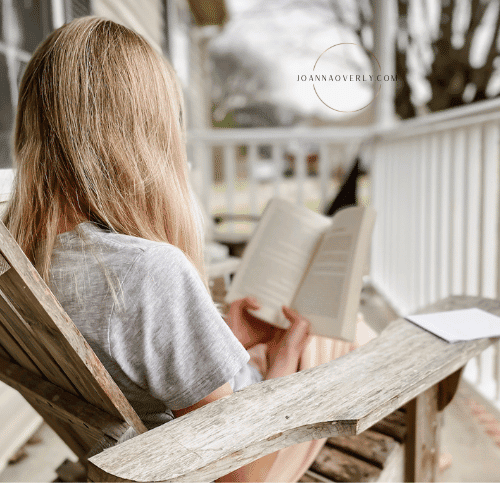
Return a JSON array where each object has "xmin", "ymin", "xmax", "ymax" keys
[{"xmin": 1, "ymin": 286, "xmax": 500, "ymax": 482}]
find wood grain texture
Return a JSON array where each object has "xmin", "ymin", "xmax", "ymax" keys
[
  {"xmin": 0, "ymin": 220, "xmax": 146, "ymax": 434},
  {"xmin": 0, "ymin": 292, "xmax": 78, "ymax": 394},
  {"xmin": 370, "ymin": 410, "xmax": 407, "ymax": 442},
  {"xmin": 23, "ymin": 393, "xmax": 90, "ymax": 460},
  {"xmin": 0, "ymin": 357, "xmax": 130, "ymax": 442},
  {"xmin": 405, "ymin": 385, "xmax": 441, "ymax": 482},
  {"xmin": 298, "ymin": 470, "xmax": 333, "ymax": 483},
  {"xmin": 299, "ymin": 410, "xmax": 406, "ymax": 483},
  {"xmin": 0, "ymin": 320, "xmax": 42, "ymax": 376},
  {"xmin": 310, "ymin": 444, "xmax": 381, "ymax": 482},
  {"xmin": 55, "ymin": 459, "xmax": 87, "ymax": 482},
  {"xmin": 89, "ymin": 296, "xmax": 497, "ymax": 482},
  {"xmin": 437, "ymin": 368, "xmax": 462, "ymax": 411},
  {"xmin": 0, "ymin": 341, "xmax": 9, "ymax": 360},
  {"xmin": 0, "ymin": 254, "xmax": 10, "ymax": 276},
  {"xmin": 327, "ymin": 429, "xmax": 399, "ymax": 468}
]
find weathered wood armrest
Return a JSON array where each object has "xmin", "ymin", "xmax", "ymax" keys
[{"xmin": 88, "ymin": 296, "xmax": 499, "ymax": 482}]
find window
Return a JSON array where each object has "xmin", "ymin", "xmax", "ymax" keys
[
  {"xmin": 0, "ymin": 0, "xmax": 91, "ymax": 171},
  {"xmin": 0, "ymin": 1, "xmax": 52, "ymax": 172}
]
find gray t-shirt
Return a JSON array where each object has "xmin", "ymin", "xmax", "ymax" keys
[{"xmin": 49, "ymin": 222, "xmax": 262, "ymax": 429}]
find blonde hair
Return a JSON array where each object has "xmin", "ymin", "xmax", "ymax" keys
[{"xmin": 5, "ymin": 16, "xmax": 207, "ymax": 286}]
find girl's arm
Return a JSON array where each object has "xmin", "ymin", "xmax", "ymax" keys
[
  {"xmin": 215, "ymin": 307, "xmax": 311, "ymax": 482},
  {"xmin": 173, "ymin": 307, "xmax": 311, "ymax": 482},
  {"xmin": 171, "ymin": 381, "xmax": 279, "ymax": 482},
  {"xmin": 172, "ymin": 383, "xmax": 233, "ymax": 418}
]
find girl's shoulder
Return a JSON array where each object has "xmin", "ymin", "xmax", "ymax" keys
[
  {"xmin": 57, "ymin": 221, "xmax": 185, "ymax": 260},
  {"xmin": 53, "ymin": 221, "xmax": 194, "ymax": 286},
  {"xmin": 60, "ymin": 221, "xmax": 175, "ymax": 251}
]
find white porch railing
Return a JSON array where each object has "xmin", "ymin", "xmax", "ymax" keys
[
  {"xmin": 370, "ymin": 97, "xmax": 500, "ymax": 411},
  {"xmin": 187, "ymin": 127, "xmax": 371, "ymax": 218}
]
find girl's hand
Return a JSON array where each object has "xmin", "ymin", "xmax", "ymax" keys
[
  {"xmin": 266, "ymin": 306, "xmax": 311, "ymax": 368},
  {"xmin": 226, "ymin": 297, "xmax": 279, "ymax": 350},
  {"xmin": 265, "ymin": 306, "xmax": 311, "ymax": 379}
]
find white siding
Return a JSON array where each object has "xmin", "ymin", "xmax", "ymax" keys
[{"xmin": 92, "ymin": 0, "xmax": 165, "ymax": 54}]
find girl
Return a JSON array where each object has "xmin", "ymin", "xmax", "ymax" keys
[{"xmin": 6, "ymin": 16, "xmax": 324, "ymax": 482}]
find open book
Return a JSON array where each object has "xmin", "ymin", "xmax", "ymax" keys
[{"xmin": 225, "ymin": 198, "xmax": 376, "ymax": 341}]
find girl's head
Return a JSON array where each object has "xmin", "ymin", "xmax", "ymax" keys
[{"xmin": 6, "ymin": 16, "xmax": 206, "ymax": 284}]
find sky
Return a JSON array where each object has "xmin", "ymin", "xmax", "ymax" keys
[
  {"xmin": 211, "ymin": 0, "xmax": 370, "ymax": 120},
  {"xmin": 209, "ymin": 0, "xmax": 500, "ymax": 122}
]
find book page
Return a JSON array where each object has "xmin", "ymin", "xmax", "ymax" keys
[
  {"xmin": 226, "ymin": 198, "xmax": 331, "ymax": 327},
  {"xmin": 292, "ymin": 206, "xmax": 376, "ymax": 340}
]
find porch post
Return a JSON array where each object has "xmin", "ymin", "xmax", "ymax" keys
[{"xmin": 373, "ymin": 0, "xmax": 397, "ymax": 128}]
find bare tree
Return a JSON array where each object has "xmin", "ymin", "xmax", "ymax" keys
[
  {"xmin": 210, "ymin": 47, "xmax": 274, "ymax": 123},
  {"xmin": 212, "ymin": 0, "xmax": 500, "ymax": 121},
  {"xmin": 425, "ymin": 0, "xmax": 500, "ymax": 113},
  {"xmin": 319, "ymin": 0, "xmax": 500, "ymax": 117}
]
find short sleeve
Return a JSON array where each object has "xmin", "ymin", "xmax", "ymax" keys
[{"xmin": 109, "ymin": 243, "xmax": 250, "ymax": 410}]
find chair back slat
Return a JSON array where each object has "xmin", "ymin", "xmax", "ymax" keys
[
  {"xmin": 0, "ymin": 291, "xmax": 79, "ymax": 394},
  {"xmin": 0, "ymin": 321, "xmax": 42, "ymax": 375},
  {"xmin": 0, "ymin": 220, "xmax": 147, "ymax": 454},
  {"xmin": 24, "ymin": 392, "xmax": 92, "ymax": 460}
]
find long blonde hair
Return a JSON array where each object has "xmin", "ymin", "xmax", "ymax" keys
[{"xmin": 5, "ymin": 16, "xmax": 207, "ymax": 286}]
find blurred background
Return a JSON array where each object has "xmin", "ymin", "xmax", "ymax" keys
[{"xmin": 1, "ymin": 0, "xmax": 500, "ymax": 482}]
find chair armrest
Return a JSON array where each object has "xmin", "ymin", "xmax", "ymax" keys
[{"xmin": 88, "ymin": 296, "xmax": 499, "ymax": 482}]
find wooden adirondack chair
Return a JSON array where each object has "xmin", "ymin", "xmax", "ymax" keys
[{"xmin": 0, "ymin": 218, "xmax": 496, "ymax": 482}]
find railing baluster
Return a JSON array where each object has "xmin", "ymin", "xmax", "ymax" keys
[
  {"xmin": 380, "ymin": 142, "xmax": 388, "ymax": 293},
  {"xmin": 451, "ymin": 128, "xmax": 467, "ymax": 295},
  {"xmin": 318, "ymin": 143, "xmax": 329, "ymax": 211},
  {"xmin": 409, "ymin": 138, "xmax": 419, "ymax": 312},
  {"xmin": 193, "ymin": 141, "xmax": 211, "ymax": 217},
  {"xmin": 247, "ymin": 144, "xmax": 258, "ymax": 215},
  {"xmin": 273, "ymin": 143, "xmax": 283, "ymax": 198},
  {"xmin": 392, "ymin": 142, "xmax": 400, "ymax": 310},
  {"xmin": 466, "ymin": 125, "xmax": 482, "ymax": 296},
  {"xmin": 381, "ymin": 143, "xmax": 387, "ymax": 295},
  {"xmin": 296, "ymin": 147, "xmax": 306, "ymax": 206},
  {"xmin": 438, "ymin": 130, "xmax": 452, "ymax": 301},
  {"xmin": 370, "ymin": 142, "xmax": 380, "ymax": 285},
  {"xmin": 223, "ymin": 144, "xmax": 236, "ymax": 220},
  {"xmin": 482, "ymin": 122, "xmax": 500, "ymax": 299},
  {"xmin": 428, "ymin": 133, "xmax": 440, "ymax": 305},
  {"xmin": 418, "ymin": 136, "xmax": 429, "ymax": 309},
  {"xmin": 395, "ymin": 141, "xmax": 405, "ymax": 312},
  {"xmin": 401, "ymin": 139, "xmax": 412, "ymax": 314},
  {"xmin": 393, "ymin": 142, "xmax": 403, "ymax": 311},
  {"xmin": 385, "ymin": 143, "xmax": 394, "ymax": 299},
  {"xmin": 386, "ymin": 143, "xmax": 393, "ymax": 296}
]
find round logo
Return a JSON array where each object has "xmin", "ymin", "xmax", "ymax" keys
[{"xmin": 309, "ymin": 43, "xmax": 383, "ymax": 113}]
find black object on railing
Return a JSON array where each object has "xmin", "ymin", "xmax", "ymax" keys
[{"xmin": 324, "ymin": 157, "xmax": 368, "ymax": 217}]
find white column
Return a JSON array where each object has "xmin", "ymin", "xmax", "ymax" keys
[
  {"xmin": 373, "ymin": 0, "xmax": 397, "ymax": 128},
  {"xmin": 51, "ymin": 0, "xmax": 66, "ymax": 28}
]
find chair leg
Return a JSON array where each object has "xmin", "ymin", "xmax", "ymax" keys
[
  {"xmin": 404, "ymin": 384, "xmax": 442, "ymax": 482},
  {"xmin": 54, "ymin": 458, "xmax": 87, "ymax": 482}
]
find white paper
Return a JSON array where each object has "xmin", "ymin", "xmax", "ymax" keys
[{"xmin": 405, "ymin": 308, "xmax": 500, "ymax": 343}]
